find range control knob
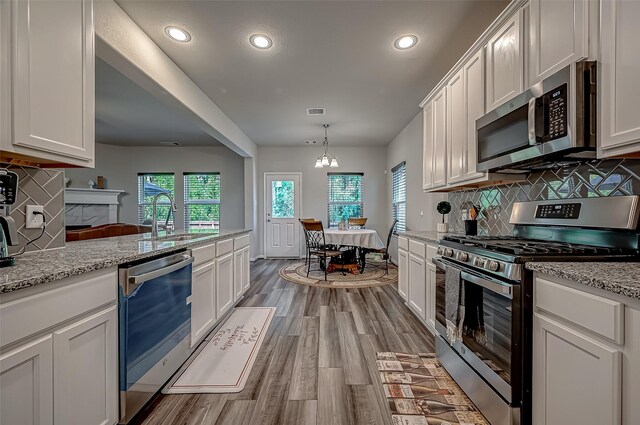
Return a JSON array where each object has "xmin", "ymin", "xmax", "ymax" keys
[
  {"xmin": 486, "ymin": 260, "xmax": 501, "ymax": 272},
  {"xmin": 443, "ymin": 248, "xmax": 454, "ymax": 258},
  {"xmin": 437, "ymin": 246, "xmax": 444, "ymax": 255},
  {"xmin": 455, "ymin": 252, "xmax": 469, "ymax": 262},
  {"xmin": 473, "ymin": 257, "xmax": 486, "ymax": 268}
]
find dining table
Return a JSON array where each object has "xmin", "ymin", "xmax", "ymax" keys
[{"xmin": 323, "ymin": 229, "xmax": 385, "ymax": 273}]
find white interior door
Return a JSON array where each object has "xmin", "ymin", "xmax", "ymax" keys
[{"xmin": 265, "ymin": 173, "xmax": 301, "ymax": 258}]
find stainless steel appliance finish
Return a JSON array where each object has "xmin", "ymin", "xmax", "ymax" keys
[
  {"xmin": 0, "ymin": 169, "xmax": 19, "ymax": 267},
  {"xmin": 118, "ymin": 250, "xmax": 194, "ymax": 424},
  {"xmin": 151, "ymin": 192, "xmax": 178, "ymax": 237},
  {"xmin": 476, "ymin": 61, "xmax": 596, "ymax": 173},
  {"xmin": 434, "ymin": 197, "xmax": 640, "ymax": 425}
]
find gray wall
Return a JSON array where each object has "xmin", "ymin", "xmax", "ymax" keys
[
  {"xmin": 256, "ymin": 146, "xmax": 388, "ymax": 257},
  {"xmin": 65, "ymin": 143, "xmax": 246, "ymax": 230}
]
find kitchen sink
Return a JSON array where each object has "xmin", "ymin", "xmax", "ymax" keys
[{"xmin": 142, "ymin": 233, "xmax": 218, "ymax": 242}]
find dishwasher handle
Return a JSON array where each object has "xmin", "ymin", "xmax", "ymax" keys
[{"xmin": 128, "ymin": 255, "xmax": 194, "ymax": 285}]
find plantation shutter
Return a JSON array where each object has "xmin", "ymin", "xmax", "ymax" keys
[
  {"xmin": 392, "ymin": 162, "xmax": 406, "ymax": 233},
  {"xmin": 327, "ymin": 173, "xmax": 364, "ymax": 228}
]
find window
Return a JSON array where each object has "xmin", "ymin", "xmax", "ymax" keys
[
  {"xmin": 138, "ymin": 173, "xmax": 175, "ymax": 225},
  {"xmin": 271, "ymin": 180, "xmax": 295, "ymax": 218},
  {"xmin": 327, "ymin": 173, "xmax": 363, "ymax": 227},
  {"xmin": 184, "ymin": 173, "xmax": 221, "ymax": 230},
  {"xmin": 392, "ymin": 162, "xmax": 406, "ymax": 233}
]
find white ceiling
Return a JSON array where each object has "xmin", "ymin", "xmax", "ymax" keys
[
  {"xmin": 115, "ymin": 0, "xmax": 509, "ymax": 147},
  {"xmin": 95, "ymin": 57, "xmax": 222, "ymax": 146}
]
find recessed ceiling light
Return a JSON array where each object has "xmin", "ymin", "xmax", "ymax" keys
[
  {"xmin": 250, "ymin": 34, "xmax": 273, "ymax": 49},
  {"xmin": 165, "ymin": 26, "xmax": 191, "ymax": 42},
  {"xmin": 394, "ymin": 35, "xmax": 418, "ymax": 50}
]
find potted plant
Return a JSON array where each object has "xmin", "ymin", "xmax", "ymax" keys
[{"xmin": 437, "ymin": 201, "xmax": 451, "ymax": 233}]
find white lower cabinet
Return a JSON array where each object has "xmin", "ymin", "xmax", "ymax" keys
[
  {"xmin": 426, "ymin": 263, "xmax": 437, "ymax": 331},
  {"xmin": 0, "ymin": 335, "xmax": 53, "ymax": 425},
  {"xmin": 533, "ymin": 313, "xmax": 621, "ymax": 425},
  {"xmin": 234, "ymin": 246, "xmax": 251, "ymax": 301},
  {"xmin": 408, "ymin": 253, "xmax": 427, "ymax": 321},
  {"xmin": 191, "ymin": 262, "xmax": 216, "ymax": 347},
  {"xmin": 215, "ymin": 252, "xmax": 235, "ymax": 319},
  {"xmin": 398, "ymin": 249, "xmax": 409, "ymax": 301},
  {"xmin": 53, "ymin": 306, "xmax": 118, "ymax": 425}
]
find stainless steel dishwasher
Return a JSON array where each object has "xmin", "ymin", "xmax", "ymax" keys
[{"xmin": 118, "ymin": 250, "xmax": 194, "ymax": 424}]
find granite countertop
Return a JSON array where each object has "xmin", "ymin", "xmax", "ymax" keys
[
  {"xmin": 526, "ymin": 262, "xmax": 640, "ymax": 301},
  {"xmin": 398, "ymin": 230, "xmax": 443, "ymax": 243},
  {"xmin": 0, "ymin": 229, "xmax": 251, "ymax": 295}
]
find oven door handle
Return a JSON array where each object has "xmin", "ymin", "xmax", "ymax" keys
[
  {"xmin": 128, "ymin": 255, "xmax": 194, "ymax": 285},
  {"xmin": 433, "ymin": 257, "xmax": 513, "ymax": 299}
]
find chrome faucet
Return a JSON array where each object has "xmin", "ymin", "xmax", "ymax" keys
[{"xmin": 151, "ymin": 192, "xmax": 178, "ymax": 237}]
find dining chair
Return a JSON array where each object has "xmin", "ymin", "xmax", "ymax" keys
[
  {"xmin": 368, "ymin": 219, "xmax": 398, "ymax": 275},
  {"xmin": 348, "ymin": 217, "xmax": 367, "ymax": 229},
  {"xmin": 300, "ymin": 220, "xmax": 342, "ymax": 281},
  {"xmin": 299, "ymin": 219, "xmax": 317, "ymax": 267}
]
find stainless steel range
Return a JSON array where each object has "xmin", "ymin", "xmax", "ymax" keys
[{"xmin": 433, "ymin": 195, "xmax": 640, "ymax": 425}]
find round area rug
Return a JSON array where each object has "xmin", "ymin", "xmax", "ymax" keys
[{"xmin": 278, "ymin": 260, "xmax": 397, "ymax": 288}]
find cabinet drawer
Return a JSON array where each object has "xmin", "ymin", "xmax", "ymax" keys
[
  {"xmin": 398, "ymin": 236, "xmax": 409, "ymax": 250},
  {"xmin": 216, "ymin": 238, "xmax": 234, "ymax": 257},
  {"xmin": 0, "ymin": 268, "xmax": 116, "ymax": 348},
  {"xmin": 234, "ymin": 234, "xmax": 250, "ymax": 250},
  {"xmin": 192, "ymin": 243, "xmax": 216, "ymax": 267},
  {"xmin": 426, "ymin": 244, "xmax": 438, "ymax": 260},
  {"xmin": 409, "ymin": 239, "xmax": 426, "ymax": 258},
  {"xmin": 536, "ymin": 277, "xmax": 624, "ymax": 344}
]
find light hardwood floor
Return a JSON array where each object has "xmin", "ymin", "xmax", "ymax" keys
[{"xmin": 134, "ymin": 259, "xmax": 435, "ymax": 425}]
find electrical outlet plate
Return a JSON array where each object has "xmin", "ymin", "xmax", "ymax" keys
[{"xmin": 26, "ymin": 205, "xmax": 44, "ymax": 228}]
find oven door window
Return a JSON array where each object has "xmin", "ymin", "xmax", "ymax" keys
[
  {"xmin": 461, "ymin": 279, "xmax": 512, "ymax": 385},
  {"xmin": 477, "ymin": 104, "xmax": 530, "ymax": 163}
]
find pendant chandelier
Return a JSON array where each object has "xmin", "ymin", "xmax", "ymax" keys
[{"xmin": 314, "ymin": 124, "xmax": 339, "ymax": 168}]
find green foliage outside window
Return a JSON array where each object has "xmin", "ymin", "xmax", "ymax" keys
[
  {"xmin": 271, "ymin": 180, "xmax": 295, "ymax": 218},
  {"xmin": 185, "ymin": 173, "xmax": 221, "ymax": 230},
  {"xmin": 327, "ymin": 174, "xmax": 363, "ymax": 227}
]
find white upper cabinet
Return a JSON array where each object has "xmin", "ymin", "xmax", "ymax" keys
[
  {"xmin": 599, "ymin": 0, "xmax": 640, "ymax": 157},
  {"xmin": 447, "ymin": 69, "xmax": 465, "ymax": 184},
  {"xmin": 422, "ymin": 103, "xmax": 434, "ymax": 190},
  {"xmin": 0, "ymin": 0, "xmax": 94, "ymax": 167},
  {"xmin": 528, "ymin": 0, "xmax": 588, "ymax": 86},
  {"xmin": 463, "ymin": 49, "xmax": 486, "ymax": 181},
  {"xmin": 486, "ymin": 9, "xmax": 524, "ymax": 112},
  {"xmin": 432, "ymin": 87, "xmax": 448, "ymax": 189}
]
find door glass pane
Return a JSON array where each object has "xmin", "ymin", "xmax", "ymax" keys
[{"xmin": 271, "ymin": 180, "xmax": 295, "ymax": 218}]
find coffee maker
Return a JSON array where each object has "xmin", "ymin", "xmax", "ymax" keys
[{"xmin": 0, "ymin": 169, "xmax": 19, "ymax": 267}]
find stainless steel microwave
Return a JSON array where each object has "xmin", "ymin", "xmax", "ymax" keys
[{"xmin": 476, "ymin": 61, "xmax": 596, "ymax": 173}]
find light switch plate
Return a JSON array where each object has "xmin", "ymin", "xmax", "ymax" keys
[{"xmin": 26, "ymin": 205, "xmax": 44, "ymax": 228}]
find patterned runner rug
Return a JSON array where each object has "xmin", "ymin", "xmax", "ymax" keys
[{"xmin": 376, "ymin": 352, "xmax": 489, "ymax": 425}]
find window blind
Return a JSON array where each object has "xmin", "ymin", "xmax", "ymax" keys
[
  {"xmin": 392, "ymin": 162, "xmax": 406, "ymax": 233},
  {"xmin": 327, "ymin": 173, "xmax": 364, "ymax": 228},
  {"xmin": 184, "ymin": 172, "xmax": 221, "ymax": 230},
  {"xmin": 137, "ymin": 173, "xmax": 175, "ymax": 225}
]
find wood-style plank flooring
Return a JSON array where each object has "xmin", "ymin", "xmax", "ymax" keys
[{"xmin": 134, "ymin": 259, "xmax": 435, "ymax": 425}]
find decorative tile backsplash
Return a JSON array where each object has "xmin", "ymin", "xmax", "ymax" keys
[
  {"xmin": 1, "ymin": 164, "xmax": 65, "ymax": 254},
  {"xmin": 448, "ymin": 159, "xmax": 640, "ymax": 236}
]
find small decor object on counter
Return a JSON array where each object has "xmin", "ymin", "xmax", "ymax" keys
[
  {"xmin": 463, "ymin": 205, "xmax": 480, "ymax": 236},
  {"xmin": 64, "ymin": 177, "xmax": 71, "ymax": 187},
  {"xmin": 87, "ymin": 179, "xmax": 95, "ymax": 189},
  {"xmin": 437, "ymin": 201, "xmax": 451, "ymax": 233},
  {"xmin": 338, "ymin": 219, "xmax": 347, "ymax": 230},
  {"xmin": 97, "ymin": 176, "xmax": 105, "ymax": 189}
]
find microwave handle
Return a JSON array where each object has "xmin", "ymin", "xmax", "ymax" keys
[{"xmin": 528, "ymin": 97, "xmax": 537, "ymax": 145}]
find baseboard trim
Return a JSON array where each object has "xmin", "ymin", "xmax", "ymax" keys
[{"xmin": 250, "ymin": 255, "xmax": 265, "ymax": 262}]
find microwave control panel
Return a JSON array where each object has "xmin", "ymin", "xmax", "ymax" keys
[
  {"xmin": 545, "ymin": 84, "xmax": 568, "ymax": 140},
  {"xmin": 536, "ymin": 202, "xmax": 581, "ymax": 219}
]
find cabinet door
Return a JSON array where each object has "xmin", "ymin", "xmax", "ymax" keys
[
  {"xmin": 10, "ymin": 0, "xmax": 94, "ymax": 166},
  {"xmin": 486, "ymin": 10, "xmax": 523, "ymax": 111},
  {"xmin": 432, "ymin": 88, "xmax": 447, "ymax": 189},
  {"xmin": 53, "ymin": 306, "xmax": 118, "ymax": 425},
  {"xmin": 600, "ymin": 0, "xmax": 640, "ymax": 155},
  {"xmin": 192, "ymin": 262, "xmax": 216, "ymax": 346},
  {"xmin": 216, "ymin": 252, "xmax": 235, "ymax": 319},
  {"xmin": 533, "ymin": 313, "xmax": 622, "ymax": 425},
  {"xmin": 398, "ymin": 249, "xmax": 409, "ymax": 301},
  {"xmin": 463, "ymin": 49, "xmax": 486, "ymax": 181},
  {"xmin": 422, "ymin": 103, "xmax": 434, "ymax": 190},
  {"xmin": 447, "ymin": 68, "xmax": 465, "ymax": 184},
  {"xmin": 0, "ymin": 335, "xmax": 53, "ymax": 425},
  {"xmin": 427, "ymin": 264, "xmax": 437, "ymax": 331},
  {"xmin": 528, "ymin": 0, "xmax": 588, "ymax": 86},
  {"xmin": 408, "ymin": 254, "xmax": 426, "ymax": 320},
  {"xmin": 234, "ymin": 249, "xmax": 244, "ymax": 301},
  {"xmin": 242, "ymin": 246, "xmax": 251, "ymax": 291}
]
